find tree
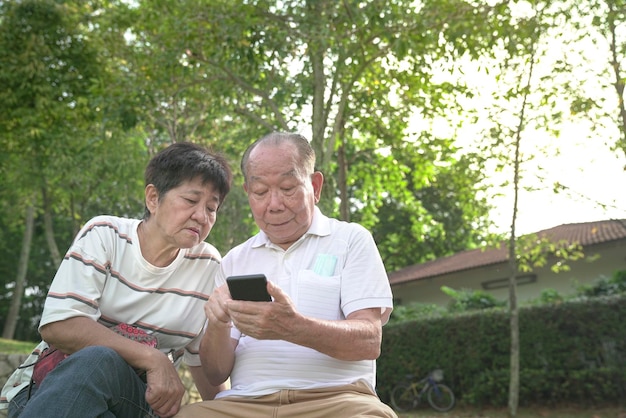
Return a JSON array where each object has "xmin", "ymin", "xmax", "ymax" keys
[
  {"xmin": 365, "ymin": 138, "xmax": 495, "ymax": 271},
  {"xmin": 465, "ymin": 1, "xmax": 615, "ymax": 414},
  {"xmin": 7, "ymin": 0, "xmax": 621, "ymax": 345},
  {"xmin": 0, "ymin": 0, "xmax": 97, "ymax": 338},
  {"xmin": 2, "ymin": 205, "xmax": 35, "ymax": 339},
  {"xmin": 573, "ymin": 0, "xmax": 626, "ymax": 158},
  {"xmin": 602, "ymin": 0, "xmax": 626, "ymax": 158},
  {"xmin": 114, "ymin": 0, "xmax": 513, "ymax": 257},
  {"xmin": 0, "ymin": 0, "xmax": 147, "ymax": 340}
]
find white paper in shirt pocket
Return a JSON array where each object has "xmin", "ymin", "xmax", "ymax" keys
[{"xmin": 312, "ymin": 253, "xmax": 337, "ymax": 276}]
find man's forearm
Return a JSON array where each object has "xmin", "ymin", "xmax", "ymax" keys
[{"xmin": 288, "ymin": 315, "xmax": 382, "ymax": 361}]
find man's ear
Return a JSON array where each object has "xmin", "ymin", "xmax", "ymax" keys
[
  {"xmin": 144, "ymin": 184, "xmax": 159, "ymax": 215},
  {"xmin": 311, "ymin": 171, "xmax": 324, "ymax": 203}
]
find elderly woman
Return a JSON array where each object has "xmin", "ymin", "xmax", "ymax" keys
[{"xmin": 2, "ymin": 142, "xmax": 232, "ymax": 418}]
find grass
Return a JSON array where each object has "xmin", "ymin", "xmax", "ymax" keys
[
  {"xmin": 0, "ymin": 337, "xmax": 35, "ymax": 354},
  {"xmin": 396, "ymin": 405, "xmax": 626, "ymax": 418}
]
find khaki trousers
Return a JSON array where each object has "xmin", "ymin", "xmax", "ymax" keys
[{"xmin": 175, "ymin": 380, "xmax": 397, "ymax": 418}]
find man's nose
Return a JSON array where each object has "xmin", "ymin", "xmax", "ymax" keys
[{"xmin": 268, "ymin": 190, "xmax": 284, "ymax": 209}]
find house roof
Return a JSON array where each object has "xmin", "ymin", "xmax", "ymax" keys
[{"xmin": 388, "ymin": 219, "xmax": 626, "ymax": 286}]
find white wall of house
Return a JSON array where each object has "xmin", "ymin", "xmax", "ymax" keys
[{"xmin": 390, "ymin": 241, "xmax": 626, "ymax": 307}]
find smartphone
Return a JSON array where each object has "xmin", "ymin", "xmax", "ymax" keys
[{"xmin": 226, "ymin": 274, "xmax": 272, "ymax": 302}]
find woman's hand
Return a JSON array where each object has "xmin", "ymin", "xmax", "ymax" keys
[{"xmin": 144, "ymin": 350, "xmax": 186, "ymax": 417}]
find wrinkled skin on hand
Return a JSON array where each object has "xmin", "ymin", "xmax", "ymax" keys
[
  {"xmin": 227, "ymin": 282, "xmax": 298, "ymax": 340},
  {"xmin": 144, "ymin": 352, "xmax": 186, "ymax": 417},
  {"xmin": 205, "ymin": 284, "xmax": 234, "ymax": 326},
  {"xmin": 206, "ymin": 281, "xmax": 299, "ymax": 341}
]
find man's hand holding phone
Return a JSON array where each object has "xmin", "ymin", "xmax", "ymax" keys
[
  {"xmin": 224, "ymin": 278, "xmax": 302, "ymax": 341},
  {"xmin": 204, "ymin": 275, "xmax": 272, "ymax": 328}
]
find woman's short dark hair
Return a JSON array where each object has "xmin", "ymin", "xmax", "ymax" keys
[{"xmin": 143, "ymin": 142, "xmax": 232, "ymax": 219}]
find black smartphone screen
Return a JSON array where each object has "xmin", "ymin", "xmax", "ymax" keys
[{"xmin": 226, "ymin": 274, "xmax": 271, "ymax": 302}]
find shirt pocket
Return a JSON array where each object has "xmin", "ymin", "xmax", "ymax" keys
[{"xmin": 297, "ymin": 269, "xmax": 342, "ymax": 320}]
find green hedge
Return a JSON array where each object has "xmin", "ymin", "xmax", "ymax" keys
[{"xmin": 378, "ymin": 294, "xmax": 626, "ymax": 407}]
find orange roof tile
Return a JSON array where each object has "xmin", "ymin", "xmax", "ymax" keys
[{"xmin": 388, "ymin": 219, "xmax": 626, "ymax": 285}]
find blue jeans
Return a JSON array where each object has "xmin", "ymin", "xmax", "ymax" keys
[{"xmin": 8, "ymin": 346, "xmax": 157, "ymax": 418}]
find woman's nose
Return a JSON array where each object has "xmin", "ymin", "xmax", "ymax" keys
[{"xmin": 192, "ymin": 206, "xmax": 209, "ymax": 223}]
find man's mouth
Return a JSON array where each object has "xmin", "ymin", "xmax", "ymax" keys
[{"xmin": 268, "ymin": 220, "xmax": 290, "ymax": 227}]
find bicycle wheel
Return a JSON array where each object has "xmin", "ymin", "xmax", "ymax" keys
[
  {"xmin": 426, "ymin": 383, "xmax": 455, "ymax": 412},
  {"xmin": 390, "ymin": 382, "xmax": 417, "ymax": 412}
]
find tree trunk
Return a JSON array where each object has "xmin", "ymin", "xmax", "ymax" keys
[
  {"xmin": 2, "ymin": 204, "xmax": 35, "ymax": 339},
  {"xmin": 306, "ymin": 0, "xmax": 329, "ymax": 168},
  {"xmin": 338, "ymin": 142, "xmax": 349, "ymax": 222},
  {"xmin": 42, "ymin": 186, "xmax": 62, "ymax": 267},
  {"xmin": 606, "ymin": 0, "xmax": 626, "ymax": 158},
  {"xmin": 508, "ymin": 254, "xmax": 520, "ymax": 417},
  {"xmin": 507, "ymin": 17, "xmax": 541, "ymax": 413},
  {"xmin": 507, "ymin": 168, "xmax": 520, "ymax": 417},
  {"xmin": 43, "ymin": 209, "xmax": 62, "ymax": 267},
  {"xmin": 507, "ymin": 102, "xmax": 522, "ymax": 418}
]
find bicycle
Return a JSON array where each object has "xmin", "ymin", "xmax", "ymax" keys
[{"xmin": 390, "ymin": 368, "xmax": 455, "ymax": 412}]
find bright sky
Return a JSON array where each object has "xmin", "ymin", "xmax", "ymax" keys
[
  {"xmin": 445, "ymin": 22, "xmax": 626, "ymax": 236},
  {"xmin": 424, "ymin": 114, "xmax": 626, "ymax": 236},
  {"xmin": 487, "ymin": 128, "xmax": 626, "ymax": 235}
]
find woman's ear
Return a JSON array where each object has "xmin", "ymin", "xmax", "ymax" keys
[{"xmin": 144, "ymin": 184, "xmax": 159, "ymax": 215}]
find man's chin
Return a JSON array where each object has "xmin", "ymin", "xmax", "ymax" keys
[{"xmin": 265, "ymin": 230, "xmax": 300, "ymax": 247}]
